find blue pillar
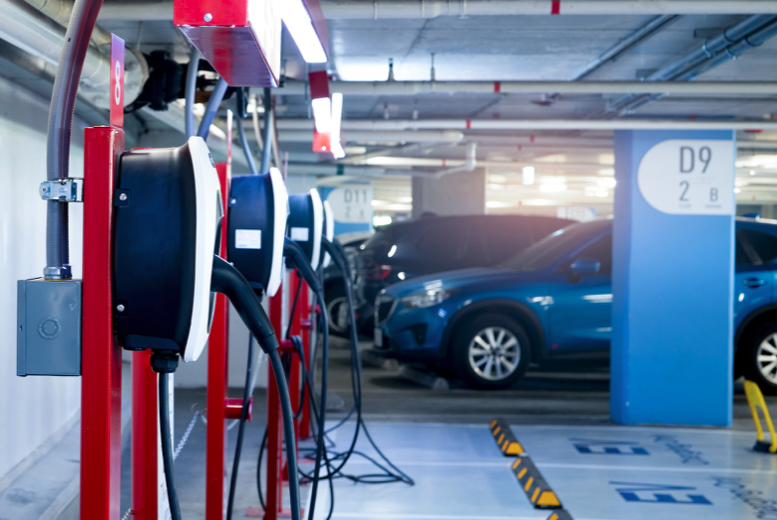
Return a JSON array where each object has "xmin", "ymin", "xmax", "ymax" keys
[{"xmin": 612, "ymin": 130, "xmax": 735, "ymax": 426}]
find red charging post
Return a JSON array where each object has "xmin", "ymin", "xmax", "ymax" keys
[
  {"xmin": 80, "ymin": 34, "xmax": 125, "ymax": 520},
  {"xmin": 299, "ymin": 279, "xmax": 312, "ymax": 439},
  {"xmin": 205, "ymin": 161, "xmax": 231, "ymax": 520},
  {"xmin": 259, "ymin": 287, "xmax": 287, "ymax": 520},
  {"xmin": 289, "ymin": 271, "xmax": 311, "ymax": 439}
]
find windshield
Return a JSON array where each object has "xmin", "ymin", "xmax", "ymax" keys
[{"xmin": 500, "ymin": 222, "xmax": 605, "ymax": 271}]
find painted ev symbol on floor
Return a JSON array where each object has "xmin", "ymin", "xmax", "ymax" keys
[
  {"xmin": 610, "ymin": 482, "xmax": 713, "ymax": 505},
  {"xmin": 570, "ymin": 438, "xmax": 649, "ymax": 455}
]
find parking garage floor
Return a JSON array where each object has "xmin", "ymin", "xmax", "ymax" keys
[{"xmin": 116, "ymin": 339, "xmax": 777, "ymax": 520}]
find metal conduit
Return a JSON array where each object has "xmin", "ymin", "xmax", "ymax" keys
[
  {"xmin": 623, "ymin": 18, "xmax": 777, "ymax": 112},
  {"xmin": 573, "ymin": 15, "xmax": 678, "ymax": 81},
  {"xmin": 607, "ymin": 14, "xmax": 777, "ymax": 115},
  {"xmin": 0, "ymin": 0, "xmax": 145, "ymax": 106}
]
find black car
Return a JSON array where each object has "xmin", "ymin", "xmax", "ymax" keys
[
  {"xmin": 323, "ymin": 232, "xmax": 373, "ymax": 336},
  {"xmin": 353, "ymin": 214, "xmax": 576, "ymax": 336}
]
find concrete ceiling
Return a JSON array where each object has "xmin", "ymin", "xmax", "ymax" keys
[{"xmin": 95, "ymin": 9, "xmax": 777, "ymax": 219}]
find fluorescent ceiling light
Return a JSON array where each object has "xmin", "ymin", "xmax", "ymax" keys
[
  {"xmin": 486, "ymin": 201, "xmax": 514, "ymax": 208},
  {"xmin": 599, "ymin": 153, "xmax": 615, "ymax": 165},
  {"xmin": 488, "ymin": 183, "xmax": 505, "ymax": 191},
  {"xmin": 585, "ymin": 188, "xmax": 609, "ymax": 198},
  {"xmin": 331, "ymin": 92, "xmax": 345, "ymax": 158},
  {"xmin": 598, "ymin": 168, "xmax": 615, "ymax": 176},
  {"xmin": 598, "ymin": 178, "xmax": 616, "ymax": 188},
  {"xmin": 386, "ymin": 203, "xmax": 412, "ymax": 211},
  {"xmin": 521, "ymin": 199, "xmax": 557, "ymax": 206},
  {"xmin": 489, "ymin": 174, "xmax": 507, "ymax": 183},
  {"xmin": 331, "ymin": 141, "xmax": 346, "ymax": 159},
  {"xmin": 734, "ymin": 188, "xmax": 741, "ymax": 194},
  {"xmin": 282, "ymin": 0, "xmax": 327, "ymax": 63},
  {"xmin": 539, "ymin": 183, "xmax": 567, "ymax": 193},
  {"xmin": 522, "ymin": 166, "xmax": 535, "ymax": 186},
  {"xmin": 311, "ymin": 97, "xmax": 332, "ymax": 133},
  {"xmin": 331, "ymin": 93, "xmax": 343, "ymax": 138}
]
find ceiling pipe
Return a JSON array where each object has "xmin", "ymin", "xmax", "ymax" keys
[
  {"xmin": 321, "ymin": 1, "xmax": 777, "ymax": 17},
  {"xmin": 573, "ymin": 15, "xmax": 678, "ymax": 80},
  {"xmin": 435, "ymin": 143, "xmax": 477, "ymax": 178},
  {"xmin": 279, "ymin": 80, "xmax": 777, "ymax": 96},
  {"xmin": 271, "ymin": 129, "xmax": 464, "ymax": 143},
  {"xmin": 25, "ymin": 0, "xmax": 111, "ymax": 44},
  {"xmin": 0, "ymin": 0, "xmax": 145, "ymax": 107},
  {"xmin": 95, "ymin": 0, "xmax": 777, "ymax": 21},
  {"xmin": 623, "ymin": 18, "xmax": 777, "ymax": 113},
  {"xmin": 604, "ymin": 15, "xmax": 777, "ymax": 116},
  {"xmin": 276, "ymin": 118, "xmax": 777, "ymax": 131}
]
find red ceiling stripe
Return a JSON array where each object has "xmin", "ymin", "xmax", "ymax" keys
[{"xmin": 551, "ymin": 0, "xmax": 561, "ymax": 14}]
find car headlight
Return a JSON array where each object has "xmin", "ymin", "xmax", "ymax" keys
[{"xmin": 400, "ymin": 288, "xmax": 457, "ymax": 309}]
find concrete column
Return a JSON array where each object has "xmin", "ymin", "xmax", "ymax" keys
[
  {"xmin": 612, "ymin": 130, "xmax": 735, "ymax": 426},
  {"xmin": 411, "ymin": 168, "xmax": 486, "ymax": 218}
]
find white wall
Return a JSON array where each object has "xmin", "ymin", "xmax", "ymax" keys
[{"xmin": 0, "ymin": 75, "xmax": 84, "ymax": 481}]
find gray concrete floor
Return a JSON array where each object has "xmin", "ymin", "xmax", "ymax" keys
[{"xmin": 117, "ymin": 336, "xmax": 774, "ymax": 518}]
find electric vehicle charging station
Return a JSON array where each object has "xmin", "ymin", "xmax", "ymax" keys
[{"xmin": 11, "ymin": 3, "xmax": 777, "ymax": 520}]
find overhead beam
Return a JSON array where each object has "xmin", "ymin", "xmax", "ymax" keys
[
  {"xmin": 276, "ymin": 118, "xmax": 777, "ymax": 131},
  {"xmin": 97, "ymin": 1, "xmax": 777, "ymax": 21},
  {"xmin": 277, "ymin": 80, "xmax": 777, "ymax": 96}
]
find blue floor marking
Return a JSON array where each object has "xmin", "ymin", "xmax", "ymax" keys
[{"xmin": 307, "ymin": 422, "xmax": 777, "ymax": 520}]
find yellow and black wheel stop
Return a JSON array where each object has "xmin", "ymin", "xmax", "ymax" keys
[
  {"xmin": 511, "ymin": 456, "xmax": 562, "ymax": 509},
  {"xmin": 489, "ymin": 418, "xmax": 526, "ymax": 456},
  {"xmin": 546, "ymin": 510, "xmax": 574, "ymax": 520}
]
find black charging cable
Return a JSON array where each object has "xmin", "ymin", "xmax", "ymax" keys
[
  {"xmin": 158, "ymin": 369, "xmax": 183, "ymax": 520},
  {"xmin": 282, "ymin": 238, "xmax": 329, "ymax": 520},
  {"xmin": 211, "ymin": 256, "xmax": 302, "ymax": 520}
]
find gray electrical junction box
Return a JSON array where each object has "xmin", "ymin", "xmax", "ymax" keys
[{"xmin": 17, "ymin": 278, "xmax": 82, "ymax": 376}]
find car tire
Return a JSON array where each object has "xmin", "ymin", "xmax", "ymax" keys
[
  {"xmin": 452, "ymin": 314, "xmax": 530, "ymax": 390},
  {"xmin": 325, "ymin": 284, "xmax": 349, "ymax": 337},
  {"xmin": 740, "ymin": 321, "xmax": 777, "ymax": 396}
]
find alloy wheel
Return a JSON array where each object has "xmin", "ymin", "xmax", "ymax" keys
[
  {"xmin": 468, "ymin": 326, "xmax": 521, "ymax": 381},
  {"xmin": 757, "ymin": 333, "xmax": 777, "ymax": 385},
  {"xmin": 326, "ymin": 296, "xmax": 349, "ymax": 334}
]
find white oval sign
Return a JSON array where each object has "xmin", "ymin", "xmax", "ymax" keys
[{"xmin": 638, "ymin": 139, "xmax": 734, "ymax": 215}]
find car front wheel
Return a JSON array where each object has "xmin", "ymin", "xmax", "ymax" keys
[
  {"xmin": 740, "ymin": 322, "xmax": 777, "ymax": 396},
  {"xmin": 325, "ymin": 284, "xmax": 349, "ymax": 337},
  {"xmin": 452, "ymin": 315, "xmax": 530, "ymax": 390}
]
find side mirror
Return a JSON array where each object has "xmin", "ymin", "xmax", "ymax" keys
[{"xmin": 570, "ymin": 257, "xmax": 601, "ymax": 276}]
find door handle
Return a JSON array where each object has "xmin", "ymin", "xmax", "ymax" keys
[{"xmin": 743, "ymin": 278, "xmax": 767, "ymax": 288}]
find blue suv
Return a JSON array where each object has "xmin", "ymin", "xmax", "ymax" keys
[{"xmin": 374, "ymin": 218, "xmax": 777, "ymax": 392}]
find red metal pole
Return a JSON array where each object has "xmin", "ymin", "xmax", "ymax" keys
[
  {"xmin": 265, "ymin": 288, "xmax": 284, "ymax": 520},
  {"xmin": 289, "ymin": 271, "xmax": 302, "ymax": 444},
  {"xmin": 81, "ymin": 126, "xmax": 124, "ymax": 520},
  {"xmin": 206, "ymin": 162, "xmax": 231, "ymax": 520},
  {"xmin": 299, "ymin": 280, "xmax": 311, "ymax": 439},
  {"xmin": 131, "ymin": 350, "xmax": 158, "ymax": 520}
]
